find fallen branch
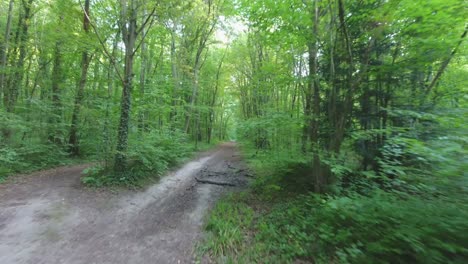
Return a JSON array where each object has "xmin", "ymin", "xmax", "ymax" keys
[
  {"xmin": 195, "ymin": 177, "xmax": 236, "ymax": 186},
  {"xmin": 206, "ymin": 170, "xmax": 227, "ymax": 175}
]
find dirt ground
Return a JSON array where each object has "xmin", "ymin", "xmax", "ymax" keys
[{"xmin": 0, "ymin": 142, "xmax": 248, "ymax": 264}]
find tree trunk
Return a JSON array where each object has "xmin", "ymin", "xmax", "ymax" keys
[
  {"xmin": 6, "ymin": 0, "xmax": 33, "ymax": 113},
  {"xmin": 169, "ymin": 28, "xmax": 179, "ymax": 127},
  {"xmin": 0, "ymin": 0, "xmax": 14, "ymax": 105},
  {"xmin": 208, "ymin": 51, "xmax": 225, "ymax": 144},
  {"xmin": 114, "ymin": 0, "xmax": 137, "ymax": 174},
  {"xmin": 137, "ymin": 7, "xmax": 148, "ymax": 132},
  {"xmin": 184, "ymin": 2, "xmax": 218, "ymax": 135},
  {"xmin": 184, "ymin": 66, "xmax": 200, "ymax": 133},
  {"xmin": 424, "ymin": 27, "xmax": 467, "ymax": 98},
  {"xmin": 69, "ymin": 0, "xmax": 91, "ymax": 156},
  {"xmin": 309, "ymin": 0, "xmax": 323, "ymax": 193},
  {"xmin": 48, "ymin": 33, "xmax": 64, "ymax": 144}
]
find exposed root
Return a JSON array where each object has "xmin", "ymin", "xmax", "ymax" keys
[{"xmin": 195, "ymin": 177, "xmax": 236, "ymax": 187}]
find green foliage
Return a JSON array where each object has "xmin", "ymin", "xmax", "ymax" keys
[
  {"xmin": 0, "ymin": 141, "xmax": 72, "ymax": 181},
  {"xmin": 204, "ymin": 104, "xmax": 468, "ymax": 263},
  {"xmin": 204, "ymin": 188, "xmax": 468, "ymax": 263},
  {"xmin": 81, "ymin": 165, "xmax": 107, "ymax": 187},
  {"xmin": 0, "ymin": 110, "xmax": 72, "ymax": 180},
  {"xmin": 238, "ymin": 140, "xmax": 311, "ymax": 199},
  {"xmin": 201, "ymin": 193, "xmax": 254, "ymax": 258},
  {"xmin": 0, "ymin": 0, "xmax": 232, "ymax": 184},
  {"xmin": 126, "ymin": 130, "xmax": 192, "ymax": 177},
  {"xmin": 81, "ymin": 130, "xmax": 195, "ymax": 187},
  {"xmin": 255, "ymin": 191, "xmax": 468, "ymax": 263},
  {"xmin": 376, "ymin": 108, "xmax": 468, "ymax": 185}
]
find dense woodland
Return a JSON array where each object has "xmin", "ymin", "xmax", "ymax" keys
[{"xmin": 1, "ymin": 0, "xmax": 467, "ymax": 263}]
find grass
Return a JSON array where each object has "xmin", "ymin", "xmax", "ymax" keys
[
  {"xmin": 199, "ymin": 191, "xmax": 300, "ymax": 263},
  {"xmin": 202, "ymin": 185, "xmax": 468, "ymax": 263},
  {"xmin": 0, "ymin": 156, "xmax": 95, "ymax": 184},
  {"xmin": 81, "ymin": 141, "xmax": 219, "ymax": 188},
  {"xmin": 200, "ymin": 144, "xmax": 468, "ymax": 263},
  {"xmin": 198, "ymin": 192, "xmax": 260, "ymax": 263}
]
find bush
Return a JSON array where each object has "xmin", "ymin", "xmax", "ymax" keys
[
  {"xmin": 0, "ymin": 108, "xmax": 71, "ymax": 180},
  {"xmin": 203, "ymin": 187, "xmax": 468, "ymax": 263},
  {"xmin": 0, "ymin": 139, "xmax": 69, "ymax": 180},
  {"xmin": 255, "ymin": 191, "xmax": 468, "ymax": 263},
  {"xmin": 81, "ymin": 129, "xmax": 195, "ymax": 186},
  {"xmin": 127, "ymin": 130, "xmax": 192, "ymax": 176}
]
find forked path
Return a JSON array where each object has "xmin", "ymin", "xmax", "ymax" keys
[{"xmin": 0, "ymin": 142, "xmax": 248, "ymax": 264}]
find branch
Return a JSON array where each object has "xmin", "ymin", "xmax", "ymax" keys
[
  {"xmin": 425, "ymin": 27, "xmax": 467, "ymax": 96},
  {"xmin": 132, "ymin": 14, "xmax": 156, "ymax": 57},
  {"xmin": 78, "ymin": 0, "xmax": 124, "ymax": 84},
  {"xmin": 337, "ymin": 0, "xmax": 353, "ymax": 67},
  {"xmin": 136, "ymin": 6, "xmax": 157, "ymax": 36},
  {"xmin": 195, "ymin": 177, "xmax": 236, "ymax": 187}
]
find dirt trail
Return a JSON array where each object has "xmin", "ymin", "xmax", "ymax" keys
[{"xmin": 0, "ymin": 142, "xmax": 248, "ymax": 264}]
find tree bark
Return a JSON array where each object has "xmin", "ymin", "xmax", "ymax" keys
[
  {"xmin": 48, "ymin": 23, "xmax": 64, "ymax": 145},
  {"xmin": 69, "ymin": 0, "xmax": 91, "ymax": 156},
  {"xmin": 308, "ymin": 0, "xmax": 323, "ymax": 193},
  {"xmin": 184, "ymin": 1, "xmax": 218, "ymax": 134},
  {"xmin": 425, "ymin": 27, "xmax": 467, "ymax": 97},
  {"xmin": 208, "ymin": 50, "xmax": 226, "ymax": 143},
  {"xmin": 114, "ymin": 0, "xmax": 137, "ymax": 173},
  {"xmin": 6, "ymin": 0, "xmax": 33, "ymax": 113},
  {"xmin": 169, "ymin": 26, "xmax": 179, "ymax": 127},
  {"xmin": 137, "ymin": 8, "xmax": 148, "ymax": 132},
  {"xmin": 0, "ymin": 0, "xmax": 14, "ymax": 105}
]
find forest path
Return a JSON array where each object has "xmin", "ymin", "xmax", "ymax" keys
[{"xmin": 0, "ymin": 142, "xmax": 248, "ymax": 264}]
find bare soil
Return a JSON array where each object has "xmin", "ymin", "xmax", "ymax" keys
[{"xmin": 0, "ymin": 142, "xmax": 248, "ymax": 264}]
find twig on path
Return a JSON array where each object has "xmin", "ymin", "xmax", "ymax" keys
[
  {"xmin": 205, "ymin": 170, "xmax": 227, "ymax": 176},
  {"xmin": 195, "ymin": 177, "xmax": 236, "ymax": 187}
]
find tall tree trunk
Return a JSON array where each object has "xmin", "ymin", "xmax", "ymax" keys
[
  {"xmin": 103, "ymin": 33, "xmax": 119, "ymax": 168},
  {"xmin": 169, "ymin": 28, "xmax": 179, "ymax": 127},
  {"xmin": 308, "ymin": 0, "xmax": 323, "ymax": 193},
  {"xmin": 48, "ymin": 30, "xmax": 64, "ymax": 144},
  {"xmin": 69, "ymin": 0, "xmax": 91, "ymax": 156},
  {"xmin": 329, "ymin": 0, "xmax": 372, "ymax": 154},
  {"xmin": 0, "ymin": 0, "xmax": 14, "ymax": 105},
  {"xmin": 207, "ymin": 50, "xmax": 226, "ymax": 144},
  {"xmin": 302, "ymin": 90, "xmax": 312, "ymax": 153},
  {"xmin": 184, "ymin": 64, "xmax": 200, "ymax": 134},
  {"xmin": 138, "ymin": 10, "xmax": 147, "ymax": 132},
  {"xmin": 114, "ymin": 0, "xmax": 137, "ymax": 173},
  {"xmin": 184, "ymin": 1, "xmax": 217, "ymax": 134},
  {"xmin": 6, "ymin": 0, "xmax": 33, "ymax": 113}
]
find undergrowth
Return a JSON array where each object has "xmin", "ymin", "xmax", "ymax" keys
[
  {"xmin": 0, "ymin": 139, "xmax": 85, "ymax": 183},
  {"xmin": 0, "ymin": 109, "xmax": 95, "ymax": 183},
  {"xmin": 81, "ymin": 130, "xmax": 216, "ymax": 188},
  {"xmin": 1, "ymin": 123, "xmax": 214, "ymax": 187},
  {"xmin": 203, "ymin": 183, "xmax": 468, "ymax": 264},
  {"xmin": 201, "ymin": 140, "xmax": 468, "ymax": 263}
]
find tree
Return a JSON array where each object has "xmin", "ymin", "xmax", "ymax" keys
[
  {"xmin": 68, "ymin": 0, "xmax": 92, "ymax": 156},
  {"xmin": 113, "ymin": 0, "xmax": 157, "ymax": 173},
  {"xmin": 5, "ymin": 0, "xmax": 34, "ymax": 113},
  {"xmin": 0, "ymin": 0, "xmax": 14, "ymax": 104}
]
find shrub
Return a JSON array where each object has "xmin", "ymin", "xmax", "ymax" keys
[
  {"xmin": 126, "ymin": 130, "xmax": 192, "ymax": 177},
  {"xmin": 81, "ymin": 129, "xmax": 194, "ymax": 186},
  {"xmin": 256, "ymin": 191, "xmax": 468, "ymax": 263},
  {"xmin": 0, "ymin": 139, "xmax": 68, "ymax": 179}
]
